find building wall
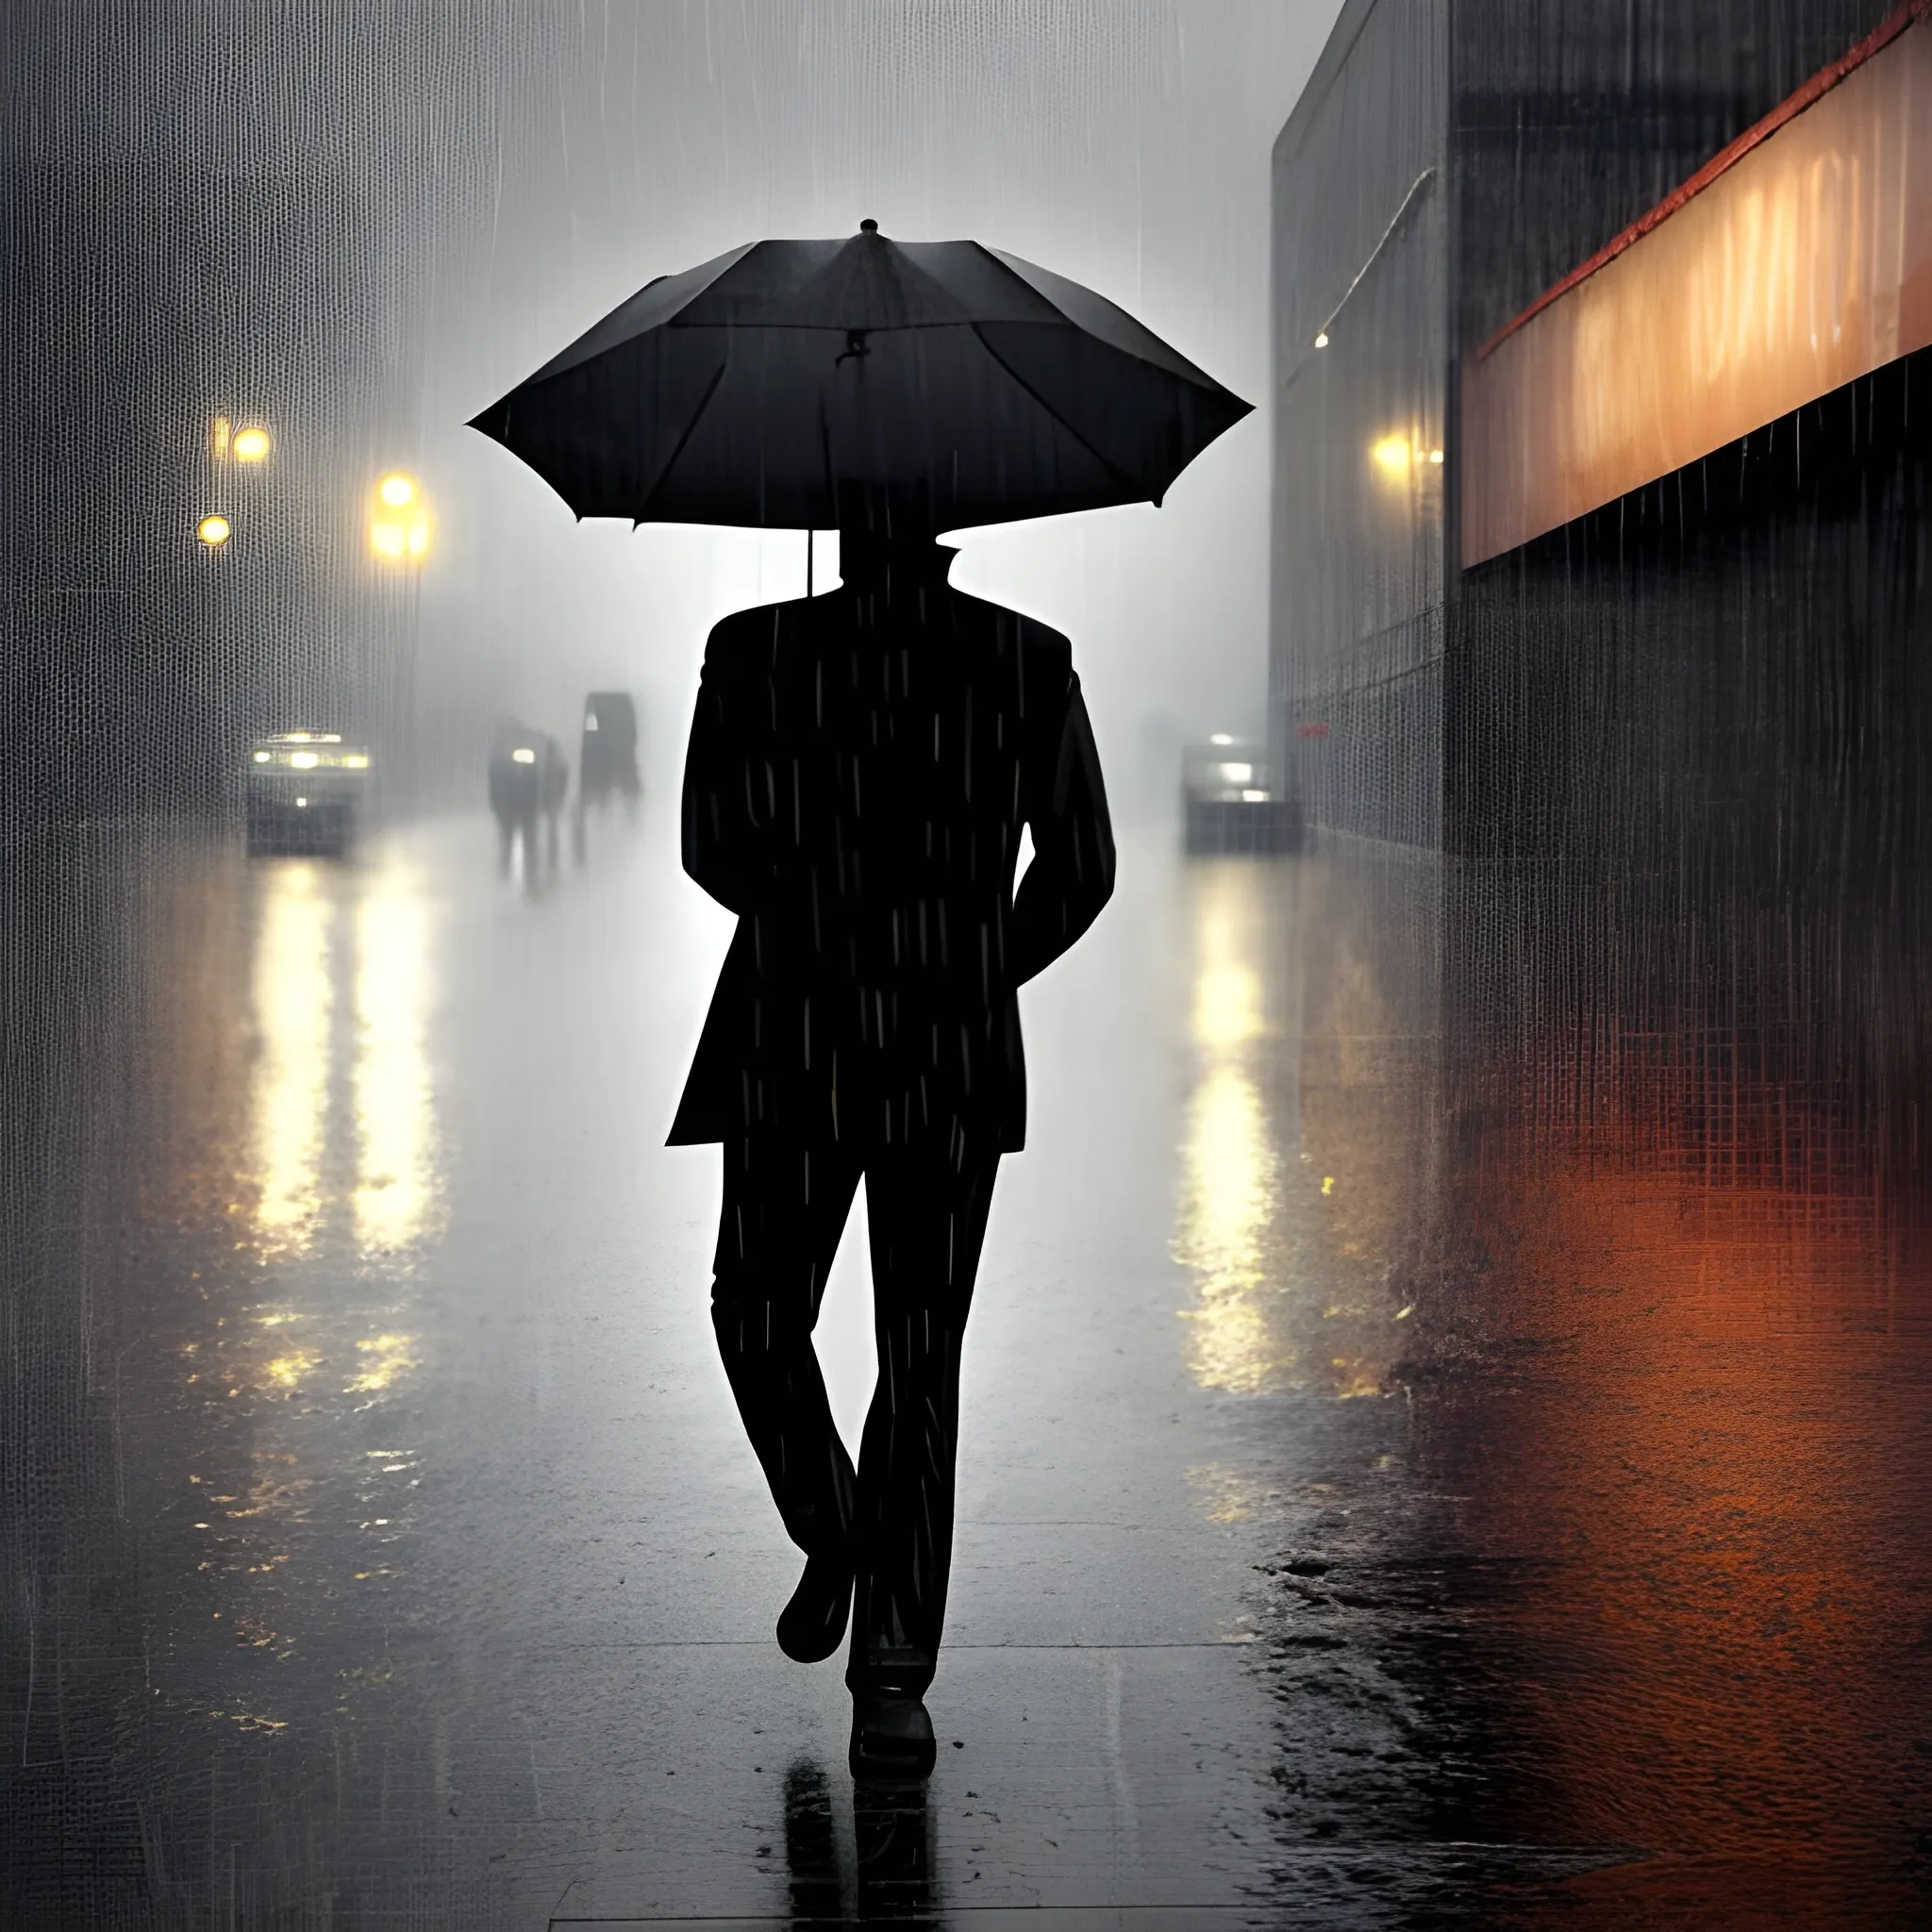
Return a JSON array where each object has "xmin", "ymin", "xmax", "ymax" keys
[
  {"xmin": 1451, "ymin": 0, "xmax": 1899, "ymax": 355},
  {"xmin": 1269, "ymin": 0, "xmax": 1448, "ymax": 851},
  {"xmin": 0, "ymin": 3, "xmax": 508, "ymax": 821},
  {"xmin": 1272, "ymin": 0, "xmax": 1930, "ymax": 1182},
  {"xmin": 1270, "ymin": 0, "xmax": 1899, "ymax": 855},
  {"xmin": 1441, "ymin": 1, "xmax": 1925, "ymax": 1174},
  {"xmin": 1447, "ymin": 339, "xmax": 1932, "ymax": 1179},
  {"xmin": 0, "ymin": 10, "xmax": 512, "ymax": 1917}
]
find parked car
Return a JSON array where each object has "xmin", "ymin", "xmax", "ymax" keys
[
  {"xmin": 575, "ymin": 691, "xmax": 640, "ymax": 860},
  {"xmin": 579, "ymin": 691, "xmax": 640, "ymax": 808},
  {"xmin": 1180, "ymin": 738, "xmax": 1302, "ymax": 856},
  {"xmin": 245, "ymin": 731, "xmax": 370, "ymax": 858}
]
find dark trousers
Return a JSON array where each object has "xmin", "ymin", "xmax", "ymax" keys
[{"xmin": 711, "ymin": 1131, "xmax": 999, "ymax": 1695}]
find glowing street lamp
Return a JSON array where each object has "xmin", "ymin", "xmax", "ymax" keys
[
  {"xmin": 370, "ymin": 473, "xmax": 430, "ymax": 564},
  {"xmin": 211, "ymin": 417, "xmax": 272, "ymax": 461},
  {"xmin": 198, "ymin": 514, "xmax": 232, "ymax": 547},
  {"xmin": 1369, "ymin": 433, "xmax": 1446, "ymax": 485},
  {"xmin": 1371, "ymin": 434, "xmax": 1413, "ymax": 478}
]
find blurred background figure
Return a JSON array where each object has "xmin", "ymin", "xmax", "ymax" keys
[
  {"xmin": 539, "ymin": 727, "xmax": 570, "ymax": 870},
  {"xmin": 488, "ymin": 720, "xmax": 541, "ymax": 880},
  {"xmin": 575, "ymin": 690, "xmax": 641, "ymax": 863},
  {"xmin": 488, "ymin": 719, "xmax": 568, "ymax": 888}
]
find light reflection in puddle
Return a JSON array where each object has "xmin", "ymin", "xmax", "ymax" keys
[
  {"xmin": 353, "ymin": 866, "xmax": 440, "ymax": 1256},
  {"xmin": 178, "ymin": 841, "xmax": 443, "ymax": 1720},
  {"xmin": 1174, "ymin": 858, "xmax": 1412, "ymax": 1405},
  {"xmin": 345, "ymin": 1332, "xmax": 418, "ymax": 1394},
  {"xmin": 1175, "ymin": 1061, "xmax": 1281, "ymax": 1391},
  {"xmin": 243, "ymin": 847, "xmax": 442, "ymax": 1266},
  {"xmin": 1174, "ymin": 863, "xmax": 1287, "ymax": 1393},
  {"xmin": 249, "ymin": 861, "xmax": 333, "ymax": 1254}
]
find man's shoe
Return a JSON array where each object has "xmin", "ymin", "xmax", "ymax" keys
[
  {"xmin": 848, "ymin": 1691, "xmax": 937, "ymax": 1781},
  {"xmin": 775, "ymin": 1550, "xmax": 853, "ymax": 1663}
]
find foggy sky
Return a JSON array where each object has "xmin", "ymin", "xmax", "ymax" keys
[{"xmin": 411, "ymin": 2, "xmax": 1346, "ymax": 821}]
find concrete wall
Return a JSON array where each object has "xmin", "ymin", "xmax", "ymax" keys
[
  {"xmin": 1270, "ymin": 0, "xmax": 1448, "ymax": 852},
  {"xmin": 0, "ymin": 3, "xmax": 508, "ymax": 820},
  {"xmin": 1269, "ymin": 0, "xmax": 1899, "ymax": 856},
  {"xmin": 1442, "ymin": 0, "xmax": 1924, "ymax": 1170},
  {"xmin": 1272, "ymin": 0, "xmax": 1930, "ymax": 1182}
]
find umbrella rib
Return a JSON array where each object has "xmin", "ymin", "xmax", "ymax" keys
[
  {"xmin": 631, "ymin": 357, "xmax": 732, "ymax": 525},
  {"xmin": 968, "ymin": 324, "xmax": 1148, "ymax": 499},
  {"xmin": 662, "ymin": 319, "xmax": 1008, "ymax": 334},
  {"xmin": 976, "ymin": 244, "xmax": 1224, "ymax": 386}
]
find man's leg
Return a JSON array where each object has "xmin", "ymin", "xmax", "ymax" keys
[
  {"xmin": 847, "ymin": 1136, "xmax": 1000, "ymax": 1704},
  {"xmin": 710, "ymin": 1133, "xmax": 865, "ymax": 1563}
]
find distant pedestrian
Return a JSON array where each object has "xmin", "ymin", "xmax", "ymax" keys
[{"xmin": 489, "ymin": 721, "xmax": 566, "ymax": 888}]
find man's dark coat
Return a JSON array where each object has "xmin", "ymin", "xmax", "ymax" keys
[{"xmin": 669, "ymin": 558, "xmax": 1115, "ymax": 1153}]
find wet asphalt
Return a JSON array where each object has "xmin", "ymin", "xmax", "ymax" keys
[{"xmin": 6, "ymin": 804, "xmax": 1930, "ymax": 1928}]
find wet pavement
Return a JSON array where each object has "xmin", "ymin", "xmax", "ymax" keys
[{"xmin": 5, "ymin": 805, "xmax": 1930, "ymax": 1927}]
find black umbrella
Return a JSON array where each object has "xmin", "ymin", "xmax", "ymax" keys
[{"xmin": 468, "ymin": 220, "xmax": 1251, "ymax": 531}]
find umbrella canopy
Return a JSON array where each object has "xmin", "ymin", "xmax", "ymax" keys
[{"xmin": 468, "ymin": 221, "xmax": 1251, "ymax": 532}]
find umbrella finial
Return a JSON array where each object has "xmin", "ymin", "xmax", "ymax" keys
[{"xmin": 859, "ymin": 218, "xmax": 878, "ymax": 234}]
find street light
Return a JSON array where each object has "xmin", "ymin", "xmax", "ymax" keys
[
  {"xmin": 198, "ymin": 514, "xmax": 231, "ymax": 547},
  {"xmin": 1371, "ymin": 434, "xmax": 1412, "ymax": 478},
  {"xmin": 370, "ymin": 473, "xmax": 430, "ymax": 564},
  {"xmin": 1368, "ymin": 433, "xmax": 1445, "ymax": 484},
  {"xmin": 233, "ymin": 425, "xmax": 271, "ymax": 462}
]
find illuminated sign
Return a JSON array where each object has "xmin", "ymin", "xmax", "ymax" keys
[{"xmin": 1462, "ymin": 7, "xmax": 1932, "ymax": 566}]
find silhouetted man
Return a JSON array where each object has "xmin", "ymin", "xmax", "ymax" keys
[{"xmin": 670, "ymin": 517, "xmax": 1114, "ymax": 1778}]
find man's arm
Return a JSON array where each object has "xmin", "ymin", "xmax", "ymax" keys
[
  {"xmin": 679, "ymin": 625, "xmax": 780, "ymax": 915},
  {"xmin": 1008, "ymin": 667, "xmax": 1115, "ymax": 987}
]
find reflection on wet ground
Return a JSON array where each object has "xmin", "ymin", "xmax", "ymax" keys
[
  {"xmin": 115, "ymin": 840, "xmax": 458, "ymax": 1921},
  {"xmin": 1174, "ymin": 857, "xmax": 1422, "ymax": 1402},
  {"xmin": 773, "ymin": 1762, "xmax": 937, "ymax": 1925},
  {"xmin": 2, "ymin": 814, "xmax": 1927, "ymax": 1925},
  {"xmin": 1407, "ymin": 1131, "xmax": 1932, "ymax": 1915}
]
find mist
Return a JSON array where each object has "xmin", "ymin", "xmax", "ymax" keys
[{"xmin": 408, "ymin": 2, "xmax": 1342, "ymax": 824}]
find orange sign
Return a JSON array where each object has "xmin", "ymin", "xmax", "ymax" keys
[{"xmin": 1461, "ymin": 3, "xmax": 1932, "ymax": 567}]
